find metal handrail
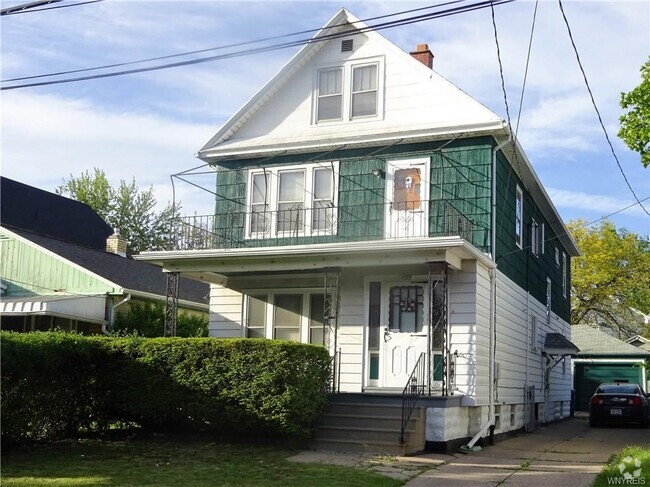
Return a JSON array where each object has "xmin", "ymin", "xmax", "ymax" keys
[
  {"xmin": 400, "ymin": 352, "xmax": 426, "ymax": 444},
  {"xmin": 168, "ymin": 200, "xmax": 477, "ymax": 251},
  {"xmin": 327, "ymin": 348, "xmax": 341, "ymax": 394}
]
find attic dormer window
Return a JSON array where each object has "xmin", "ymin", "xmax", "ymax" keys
[
  {"xmin": 317, "ymin": 68, "xmax": 343, "ymax": 121},
  {"xmin": 351, "ymin": 64, "xmax": 377, "ymax": 118},
  {"xmin": 314, "ymin": 57, "xmax": 384, "ymax": 125}
]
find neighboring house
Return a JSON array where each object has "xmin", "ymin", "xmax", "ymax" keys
[
  {"xmin": 138, "ymin": 9, "xmax": 580, "ymax": 452},
  {"xmin": 572, "ymin": 325, "xmax": 650, "ymax": 411},
  {"xmin": 0, "ymin": 177, "xmax": 209, "ymax": 333}
]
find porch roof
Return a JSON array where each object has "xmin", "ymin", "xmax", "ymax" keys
[{"xmin": 137, "ymin": 236, "xmax": 495, "ymax": 284}]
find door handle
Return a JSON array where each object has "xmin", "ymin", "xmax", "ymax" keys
[{"xmin": 384, "ymin": 328, "xmax": 392, "ymax": 342}]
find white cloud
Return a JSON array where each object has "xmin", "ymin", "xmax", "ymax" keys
[
  {"xmin": 547, "ymin": 188, "xmax": 648, "ymax": 218},
  {"xmin": 1, "ymin": 91, "xmax": 215, "ymax": 214}
]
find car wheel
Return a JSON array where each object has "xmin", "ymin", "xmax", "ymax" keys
[{"xmin": 589, "ymin": 416, "xmax": 598, "ymax": 427}]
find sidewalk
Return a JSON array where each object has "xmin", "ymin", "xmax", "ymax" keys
[
  {"xmin": 290, "ymin": 415, "xmax": 649, "ymax": 486},
  {"xmin": 405, "ymin": 415, "xmax": 649, "ymax": 486}
]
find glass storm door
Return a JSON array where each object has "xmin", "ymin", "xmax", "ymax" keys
[
  {"xmin": 385, "ymin": 158, "xmax": 429, "ymax": 238},
  {"xmin": 381, "ymin": 284, "xmax": 428, "ymax": 389}
]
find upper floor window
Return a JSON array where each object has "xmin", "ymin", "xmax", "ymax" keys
[
  {"xmin": 531, "ymin": 219, "xmax": 541, "ymax": 257},
  {"xmin": 317, "ymin": 68, "xmax": 343, "ymax": 121},
  {"xmin": 351, "ymin": 64, "xmax": 378, "ymax": 118},
  {"xmin": 247, "ymin": 163, "xmax": 338, "ymax": 239},
  {"xmin": 515, "ymin": 185, "xmax": 523, "ymax": 248},
  {"xmin": 562, "ymin": 252, "xmax": 568, "ymax": 298},
  {"xmin": 314, "ymin": 58, "xmax": 384, "ymax": 124}
]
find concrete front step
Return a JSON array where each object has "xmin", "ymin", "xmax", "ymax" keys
[
  {"xmin": 311, "ymin": 399, "xmax": 426, "ymax": 455},
  {"xmin": 314, "ymin": 424, "xmax": 418, "ymax": 444},
  {"xmin": 310, "ymin": 438, "xmax": 408, "ymax": 456},
  {"xmin": 320, "ymin": 412, "xmax": 419, "ymax": 430}
]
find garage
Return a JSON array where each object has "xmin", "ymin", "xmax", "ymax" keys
[{"xmin": 571, "ymin": 325, "xmax": 649, "ymax": 412}]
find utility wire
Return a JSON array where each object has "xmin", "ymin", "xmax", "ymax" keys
[
  {"xmin": 2, "ymin": 0, "xmax": 466, "ymax": 82},
  {"xmin": 557, "ymin": 0, "xmax": 650, "ymax": 218},
  {"xmin": 1, "ymin": 0, "xmax": 102, "ymax": 16},
  {"xmin": 1, "ymin": 0, "xmax": 61, "ymax": 15},
  {"xmin": 1, "ymin": 0, "xmax": 516, "ymax": 90}
]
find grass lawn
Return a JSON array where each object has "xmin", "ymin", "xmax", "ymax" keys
[
  {"xmin": 1, "ymin": 438, "xmax": 403, "ymax": 487},
  {"xmin": 592, "ymin": 446, "xmax": 650, "ymax": 486}
]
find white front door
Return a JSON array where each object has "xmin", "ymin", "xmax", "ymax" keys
[
  {"xmin": 385, "ymin": 158, "xmax": 430, "ymax": 238},
  {"xmin": 381, "ymin": 283, "xmax": 428, "ymax": 389}
]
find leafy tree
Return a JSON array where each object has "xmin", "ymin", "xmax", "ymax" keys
[
  {"xmin": 618, "ymin": 57, "xmax": 650, "ymax": 168},
  {"xmin": 113, "ymin": 301, "xmax": 208, "ymax": 337},
  {"xmin": 569, "ymin": 220, "xmax": 650, "ymax": 338},
  {"xmin": 57, "ymin": 168, "xmax": 180, "ymax": 254}
]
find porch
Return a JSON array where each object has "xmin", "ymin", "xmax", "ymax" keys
[{"xmin": 167, "ymin": 200, "xmax": 478, "ymax": 251}]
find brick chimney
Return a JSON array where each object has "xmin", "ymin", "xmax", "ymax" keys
[
  {"xmin": 410, "ymin": 43, "xmax": 434, "ymax": 69},
  {"xmin": 106, "ymin": 232, "xmax": 128, "ymax": 257}
]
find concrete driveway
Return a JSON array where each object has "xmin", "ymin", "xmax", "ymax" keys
[{"xmin": 406, "ymin": 414, "xmax": 650, "ymax": 486}]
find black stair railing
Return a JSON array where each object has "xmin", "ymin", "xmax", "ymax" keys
[{"xmin": 400, "ymin": 352, "xmax": 426, "ymax": 444}]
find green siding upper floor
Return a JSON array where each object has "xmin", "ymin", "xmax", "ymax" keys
[
  {"xmin": 211, "ymin": 137, "xmax": 493, "ymax": 252},
  {"xmin": 0, "ymin": 231, "xmax": 118, "ymax": 297},
  {"xmin": 494, "ymin": 152, "xmax": 571, "ymax": 323},
  {"xmin": 176, "ymin": 135, "xmax": 572, "ymax": 322}
]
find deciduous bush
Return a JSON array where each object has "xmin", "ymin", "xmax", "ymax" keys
[{"xmin": 1, "ymin": 332, "xmax": 330, "ymax": 446}]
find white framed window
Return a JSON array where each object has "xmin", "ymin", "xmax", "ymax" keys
[
  {"xmin": 246, "ymin": 163, "xmax": 338, "ymax": 239},
  {"xmin": 243, "ymin": 289, "xmax": 324, "ymax": 344},
  {"xmin": 530, "ymin": 315, "xmax": 537, "ymax": 351},
  {"xmin": 351, "ymin": 63, "xmax": 378, "ymax": 118},
  {"xmin": 314, "ymin": 57, "xmax": 384, "ymax": 125},
  {"xmin": 546, "ymin": 277, "xmax": 552, "ymax": 323},
  {"xmin": 515, "ymin": 185, "xmax": 523, "ymax": 249},
  {"xmin": 562, "ymin": 252, "xmax": 568, "ymax": 298},
  {"xmin": 317, "ymin": 68, "xmax": 343, "ymax": 122},
  {"xmin": 531, "ymin": 219, "xmax": 540, "ymax": 257},
  {"xmin": 541, "ymin": 223, "xmax": 545, "ymax": 254},
  {"xmin": 555, "ymin": 246, "xmax": 560, "ymax": 267}
]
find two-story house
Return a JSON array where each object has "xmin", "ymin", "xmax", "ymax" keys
[{"xmin": 139, "ymin": 9, "xmax": 580, "ymax": 453}]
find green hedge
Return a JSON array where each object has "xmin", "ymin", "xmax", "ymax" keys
[{"xmin": 1, "ymin": 332, "xmax": 330, "ymax": 445}]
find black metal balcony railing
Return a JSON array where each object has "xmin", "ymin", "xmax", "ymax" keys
[{"xmin": 168, "ymin": 200, "xmax": 474, "ymax": 251}]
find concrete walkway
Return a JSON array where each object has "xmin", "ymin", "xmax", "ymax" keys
[
  {"xmin": 290, "ymin": 415, "xmax": 649, "ymax": 485},
  {"xmin": 406, "ymin": 415, "xmax": 649, "ymax": 486}
]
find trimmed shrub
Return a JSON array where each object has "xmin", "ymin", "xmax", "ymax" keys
[
  {"xmin": 1, "ymin": 332, "xmax": 330, "ymax": 445},
  {"xmin": 113, "ymin": 302, "xmax": 209, "ymax": 337}
]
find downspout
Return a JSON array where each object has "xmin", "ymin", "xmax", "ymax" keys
[
  {"xmin": 461, "ymin": 128, "xmax": 511, "ymax": 452},
  {"xmin": 102, "ymin": 294, "xmax": 132, "ymax": 335}
]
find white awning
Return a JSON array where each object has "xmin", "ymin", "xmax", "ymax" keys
[{"xmin": 0, "ymin": 295, "xmax": 108, "ymax": 324}]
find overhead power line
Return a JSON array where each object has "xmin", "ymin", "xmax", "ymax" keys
[
  {"xmin": 1, "ymin": 0, "xmax": 516, "ymax": 90},
  {"xmin": 1, "ymin": 0, "xmax": 62, "ymax": 16},
  {"xmin": 1, "ymin": 0, "xmax": 101, "ymax": 16},
  {"xmin": 557, "ymin": 0, "xmax": 650, "ymax": 218},
  {"xmin": 2, "ymin": 0, "xmax": 466, "ymax": 83}
]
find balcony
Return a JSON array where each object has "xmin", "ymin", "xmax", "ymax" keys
[{"xmin": 168, "ymin": 200, "xmax": 476, "ymax": 251}]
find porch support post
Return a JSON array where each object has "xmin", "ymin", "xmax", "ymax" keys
[
  {"xmin": 165, "ymin": 271, "xmax": 180, "ymax": 337},
  {"xmin": 428, "ymin": 262, "xmax": 448, "ymax": 396},
  {"xmin": 324, "ymin": 267, "xmax": 341, "ymax": 392}
]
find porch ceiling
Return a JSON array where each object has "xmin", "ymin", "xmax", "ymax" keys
[{"xmin": 137, "ymin": 237, "xmax": 494, "ymax": 284}]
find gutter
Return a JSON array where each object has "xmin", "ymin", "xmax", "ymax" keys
[
  {"xmin": 461, "ymin": 128, "xmax": 511, "ymax": 453},
  {"xmin": 102, "ymin": 294, "xmax": 131, "ymax": 335}
]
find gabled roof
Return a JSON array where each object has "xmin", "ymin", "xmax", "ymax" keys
[
  {"xmin": 1, "ymin": 176, "xmax": 112, "ymax": 250},
  {"xmin": 572, "ymin": 325, "xmax": 650, "ymax": 357},
  {"xmin": 8, "ymin": 228, "xmax": 209, "ymax": 306},
  {"xmin": 198, "ymin": 8, "xmax": 505, "ymax": 161}
]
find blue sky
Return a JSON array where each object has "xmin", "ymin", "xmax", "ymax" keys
[{"xmin": 1, "ymin": 0, "xmax": 649, "ymax": 236}]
